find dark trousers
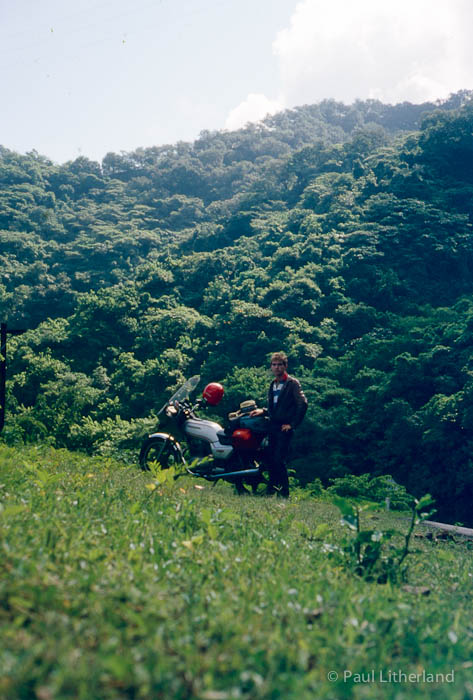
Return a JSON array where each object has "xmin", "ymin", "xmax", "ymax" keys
[{"xmin": 267, "ymin": 426, "xmax": 293, "ymax": 496}]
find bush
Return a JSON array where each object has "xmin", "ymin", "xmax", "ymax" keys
[
  {"xmin": 68, "ymin": 415, "xmax": 158, "ymax": 460},
  {"xmin": 327, "ymin": 473, "xmax": 414, "ymax": 510},
  {"xmin": 306, "ymin": 477, "xmax": 324, "ymax": 497},
  {"xmin": 329, "ymin": 494, "xmax": 436, "ymax": 583}
]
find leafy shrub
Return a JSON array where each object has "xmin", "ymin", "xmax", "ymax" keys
[
  {"xmin": 68, "ymin": 415, "xmax": 157, "ymax": 459},
  {"xmin": 329, "ymin": 494, "xmax": 436, "ymax": 583},
  {"xmin": 306, "ymin": 477, "xmax": 324, "ymax": 497},
  {"xmin": 3, "ymin": 407, "xmax": 50, "ymax": 445},
  {"xmin": 287, "ymin": 473, "xmax": 324, "ymax": 500},
  {"xmin": 327, "ymin": 473, "xmax": 413, "ymax": 510}
]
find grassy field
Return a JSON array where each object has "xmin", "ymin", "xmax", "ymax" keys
[{"xmin": 1, "ymin": 443, "xmax": 473, "ymax": 700}]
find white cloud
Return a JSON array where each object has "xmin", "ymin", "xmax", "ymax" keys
[
  {"xmin": 225, "ymin": 92, "xmax": 285, "ymax": 131},
  {"xmin": 272, "ymin": 0, "xmax": 473, "ymax": 106}
]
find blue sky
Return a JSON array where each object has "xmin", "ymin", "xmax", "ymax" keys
[{"xmin": 1, "ymin": 0, "xmax": 472, "ymax": 164}]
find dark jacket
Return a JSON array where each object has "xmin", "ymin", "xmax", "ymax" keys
[{"xmin": 266, "ymin": 374, "xmax": 308, "ymax": 429}]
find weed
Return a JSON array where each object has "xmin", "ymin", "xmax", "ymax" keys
[{"xmin": 330, "ymin": 493, "xmax": 436, "ymax": 583}]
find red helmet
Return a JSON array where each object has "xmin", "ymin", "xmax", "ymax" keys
[{"xmin": 202, "ymin": 382, "xmax": 224, "ymax": 406}]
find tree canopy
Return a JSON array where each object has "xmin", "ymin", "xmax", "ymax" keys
[{"xmin": 2, "ymin": 91, "xmax": 473, "ymax": 525}]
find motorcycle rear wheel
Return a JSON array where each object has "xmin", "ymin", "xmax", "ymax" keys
[{"xmin": 139, "ymin": 436, "xmax": 183, "ymax": 471}]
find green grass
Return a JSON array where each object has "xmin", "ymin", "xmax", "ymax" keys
[{"xmin": 1, "ymin": 444, "xmax": 473, "ymax": 700}]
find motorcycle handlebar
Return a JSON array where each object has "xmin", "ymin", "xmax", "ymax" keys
[{"xmin": 165, "ymin": 397, "xmax": 206, "ymax": 417}]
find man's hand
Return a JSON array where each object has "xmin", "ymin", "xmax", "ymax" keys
[
  {"xmin": 281, "ymin": 424, "xmax": 292, "ymax": 432},
  {"xmin": 250, "ymin": 408, "xmax": 264, "ymax": 417}
]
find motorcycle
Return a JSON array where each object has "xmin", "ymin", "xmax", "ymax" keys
[{"xmin": 139, "ymin": 375, "xmax": 269, "ymax": 493}]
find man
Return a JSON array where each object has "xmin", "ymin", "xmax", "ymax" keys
[{"xmin": 252, "ymin": 352, "xmax": 308, "ymax": 498}]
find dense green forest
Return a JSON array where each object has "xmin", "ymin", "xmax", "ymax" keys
[{"xmin": 2, "ymin": 91, "xmax": 473, "ymax": 525}]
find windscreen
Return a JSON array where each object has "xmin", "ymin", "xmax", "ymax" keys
[{"xmin": 157, "ymin": 375, "xmax": 200, "ymax": 415}]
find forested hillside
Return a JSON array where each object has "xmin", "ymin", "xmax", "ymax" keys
[{"xmin": 2, "ymin": 91, "xmax": 473, "ymax": 524}]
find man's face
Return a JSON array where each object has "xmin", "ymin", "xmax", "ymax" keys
[{"xmin": 271, "ymin": 360, "xmax": 286, "ymax": 379}]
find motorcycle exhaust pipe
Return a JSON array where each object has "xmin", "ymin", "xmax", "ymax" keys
[{"xmin": 195, "ymin": 468, "xmax": 260, "ymax": 480}]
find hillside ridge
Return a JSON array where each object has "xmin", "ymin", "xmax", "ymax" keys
[{"xmin": 2, "ymin": 91, "xmax": 473, "ymax": 525}]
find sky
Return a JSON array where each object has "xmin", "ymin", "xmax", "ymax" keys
[{"xmin": 1, "ymin": 0, "xmax": 472, "ymax": 164}]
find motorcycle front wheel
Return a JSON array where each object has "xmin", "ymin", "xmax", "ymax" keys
[{"xmin": 139, "ymin": 436, "xmax": 183, "ymax": 471}]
